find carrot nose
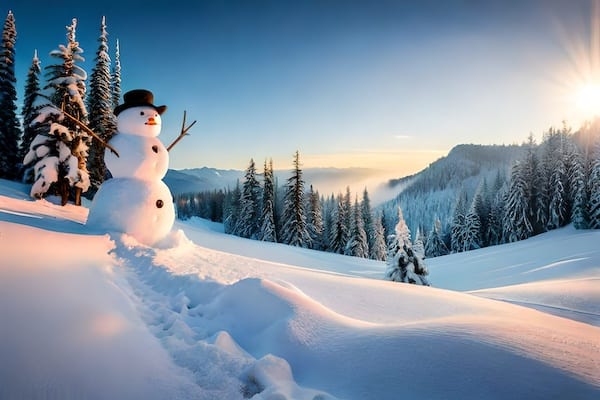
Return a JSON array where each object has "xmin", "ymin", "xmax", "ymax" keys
[{"xmin": 146, "ymin": 117, "xmax": 157, "ymax": 125}]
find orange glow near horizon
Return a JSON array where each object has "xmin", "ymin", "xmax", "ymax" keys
[{"xmin": 274, "ymin": 149, "xmax": 447, "ymax": 173}]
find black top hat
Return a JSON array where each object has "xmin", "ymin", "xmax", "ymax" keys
[{"xmin": 114, "ymin": 89, "xmax": 167, "ymax": 116}]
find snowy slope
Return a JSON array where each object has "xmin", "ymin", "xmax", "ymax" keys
[{"xmin": 0, "ymin": 179, "xmax": 598, "ymax": 399}]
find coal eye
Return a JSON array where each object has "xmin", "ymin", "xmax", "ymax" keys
[{"xmin": 140, "ymin": 111, "xmax": 145, "ymax": 116}]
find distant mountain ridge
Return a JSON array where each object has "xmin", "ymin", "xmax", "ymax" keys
[
  {"xmin": 387, "ymin": 144, "xmax": 524, "ymax": 193},
  {"xmin": 165, "ymin": 166, "xmax": 389, "ymax": 196},
  {"xmin": 380, "ymin": 143, "xmax": 525, "ymax": 235},
  {"xmin": 164, "ymin": 167, "xmax": 243, "ymax": 195}
]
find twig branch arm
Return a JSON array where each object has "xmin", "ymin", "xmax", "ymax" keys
[
  {"xmin": 167, "ymin": 110, "xmax": 197, "ymax": 152},
  {"xmin": 61, "ymin": 110, "xmax": 120, "ymax": 157}
]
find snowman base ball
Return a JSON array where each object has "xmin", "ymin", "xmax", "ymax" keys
[{"xmin": 87, "ymin": 178, "xmax": 175, "ymax": 246}]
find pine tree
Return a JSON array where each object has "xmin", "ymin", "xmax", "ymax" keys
[
  {"xmin": 472, "ymin": 179, "xmax": 490, "ymax": 247},
  {"xmin": 522, "ymin": 134, "xmax": 546, "ymax": 234},
  {"xmin": 224, "ymin": 182, "xmax": 241, "ymax": 234},
  {"xmin": 238, "ymin": 158, "xmax": 262, "ymax": 239},
  {"xmin": 0, "ymin": 11, "xmax": 21, "ymax": 179},
  {"xmin": 412, "ymin": 226, "xmax": 425, "ymax": 257},
  {"xmin": 259, "ymin": 159, "xmax": 277, "ymax": 242},
  {"xmin": 394, "ymin": 206, "xmax": 411, "ymax": 248},
  {"xmin": 463, "ymin": 197, "xmax": 482, "ymax": 251},
  {"xmin": 18, "ymin": 50, "xmax": 43, "ymax": 181},
  {"xmin": 542, "ymin": 128, "xmax": 571, "ymax": 230},
  {"xmin": 24, "ymin": 19, "xmax": 90, "ymax": 205},
  {"xmin": 87, "ymin": 16, "xmax": 116, "ymax": 196},
  {"xmin": 307, "ymin": 185, "xmax": 324, "ymax": 249},
  {"xmin": 570, "ymin": 143, "xmax": 590, "ymax": 229},
  {"xmin": 329, "ymin": 194, "xmax": 347, "ymax": 253},
  {"xmin": 361, "ymin": 188, "xmax": 375, "ymax": 255},
  {"xmin": 345, "ymin": 197, "xmax": 369, "ymax": 258},
  {"xmin": 450, "ymin": 191, "xmax": 468, "ymax": 252},
  {"xmin": 385, "ymin": 206, "xmax": 429, "ymax": 286},
  {"xmin": 425, "ymin": 218, "xmax": 448, "ymax": 257},
  {"xmin": 588, "ymin": 141, "xmax": 600, "ymax": 229},
  {"xmin": 504, "ymin": 161, "xmax": 534, "ymax": 242},
  {"xmin": 111, "ymin": 39, "xmax": 121, "ymax": 109},
  {"xmin": 370, "ymin": 213, "xmax": 387, "ymax": 261},
  {"xmin": 341, "ymin": 186, "xmax": 352, "ymax": 240},
  {"xmin": 280, "ymin": 151, "xmax": 311, "ymax": 247},
  {"xmin": 546, "ymin": 158, "xmax": 567, "ymax": 230},
  {"xmin": 321, "ymin": 194, "xmax": 336, "ymax": 251},
  {"xmin": 486, "ymin": 170, "xmax": 507, "ymax": 246}
]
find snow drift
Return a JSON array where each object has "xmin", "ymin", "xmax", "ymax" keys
[{"xmin": 0, "ymin": 179, "xmax": 598, "ymax": 399}]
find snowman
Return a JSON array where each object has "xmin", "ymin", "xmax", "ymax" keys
[{"xmin": 87, "ymin": 89, "xmax": 176, "ymax": 246}]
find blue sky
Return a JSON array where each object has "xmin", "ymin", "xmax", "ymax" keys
[{"xmin": 4, "ymin": 0, "xmax": 599, "ymax": 175}]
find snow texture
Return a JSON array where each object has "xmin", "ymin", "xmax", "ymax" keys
[{"xmin": 0, "ymin": 179, "xmax": 598, "ymax": 399}]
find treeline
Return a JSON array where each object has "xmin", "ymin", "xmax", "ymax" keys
[
  {"xmin": 175, "ymin": 151, "xmax": 388, "ymax": 260},
  {"xmin": 382, "ymin": 121, "xmax": 600, "ymax": 258},
  {"xmin": 179, "ymin": 121, "xmax": 600, "ymax": 261}
]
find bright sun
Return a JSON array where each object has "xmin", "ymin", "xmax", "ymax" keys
[{"xmin": 576, "ymin": 83, "xmax": 600, "ymax": 116}]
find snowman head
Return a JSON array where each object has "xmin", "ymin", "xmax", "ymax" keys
[
  {"xmin": 117, "ymin": 106, "xmax": 163, "ymax": 137},
  {"xmin": 114, "ymin": 89, "xmax": 167, "ymax": 137}
]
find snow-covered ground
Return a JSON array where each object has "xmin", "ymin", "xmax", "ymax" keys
[{"xmin": 0, "ymin": 178, "xmax": 598, "ymax": 399}]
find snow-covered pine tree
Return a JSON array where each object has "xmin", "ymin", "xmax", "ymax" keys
[
  {"xmin": 588, "ymin": 140, "xmax": 600, "ymax": 229},
  {"xmin": 472, "ymin": 179, "xmax": 490, "ymax": 247},
  {"xmin": 361, "ymin": 188, "xmax": 375, "ymax": 255},
  {"xmin": 542, "ymin": 127, "xmax": 572, "ymax": 230},
  {"xmin": 223, "ymin": 181, "xmax": 241, "ymax": 234},
  {"xmin": 18, "ymin": 50, "xmax": 43, "ymax": 181},
  {"xmin": 0, "ymin": 10, "xmax": 21, "ymax": 180},
  {"xmin": 307, "ymin": 185, "xmax": 324, "ymax": 249},
  {"xmin": 412, "ymin": 226, "xmax": 425, "ymax": 257},
  {"xmin": 546, "ymin": 157, "xmax": 567, "ymax": 230},
  {"xmin": 237, "ymin": 158, "xmax": 262, "ymax": 239},
  {"xmin": 485, "ymin": 170, "xmax": 507, "ymax": 246},
  {"xmin": 370, "ymin": 212, "xmax": 387, "ymax": 261},
  {"xmin": 463, "ymin": 196, "xmax": 482, "ymax": 251},
  {"xmin": 385, "ymin": 206, "xmax": 429, "ymax": 285},
  {"xmin": 111, "ymin": 39, "xmax": 121, "ymax": 110},
  {"xmin": 328, "ymin": 193, "xmax": 347, "ymax": 253},
  {"xmin": 394, "ymin": 206, "xmax": 411, "ymax": 248},
  {"xmin": 570, "ymin": 142, "xmax": 590, "ymax": 229},
  {"xmin": 450, "ymin": 191, "xmax": 468, "ymax": 252},
  {"xmin": 521, "ymin": 134, "xmax": 546, "ymax": 234},
  {"xmin": 345, "ymin": 197, "xmax": 369, "ymax": 258},
  {"xmin": 86, "ymin": 16, "xmax": 116, "ymax": 196},
  {"xmin": 259, "ymin": 159, "xmax": 277, "ymax": 242},
  {"xmin": 503, "ymin": 161, "xmax": 534, "ymax": 242},
  {"xmin": 321, "ymin": 194, "xmax": 336, "ymax": 251},
  {"xmin": 384, "ymin": 205, "xmax": 411, "ymax": 269},
  {"xmin": 425, "ymin": 218, "xmax": 448, "ymax": 257},
  {"xmin": 24, "ymin": 19, "xmax": 90, "ymax": 205},
  {"xmin": 280, "ymin": 151, "xmax": 311, "ymax": 247}
]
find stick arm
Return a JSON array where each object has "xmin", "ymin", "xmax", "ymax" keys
[{"xmin": 167, "ymin": 110, "xmax": 197, "ymax": 152}]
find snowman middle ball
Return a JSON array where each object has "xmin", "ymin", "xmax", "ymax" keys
[{"xmin": 105, "ymin": 134, "xmax": 169, "ymax": 180}]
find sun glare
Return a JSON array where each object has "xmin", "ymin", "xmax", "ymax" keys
[
  {"xmin": 553, "ymin": 0, "xmax": 600, "ymax": 125},
  {"xmin": 576, "ymin": 83, "xmax": 600, "ymax": 115}
]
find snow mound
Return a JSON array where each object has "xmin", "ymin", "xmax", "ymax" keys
[
  {"xmin": 113, "ymin": 235, "xmax": 600, "ymax": 399},
  {"xmin": 470, "ymin": 277, "xmax": 600, "ymax": 326},
  {"xmin": 1, "ymin": 179, "xmax": 599, "ymax": 399}
]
